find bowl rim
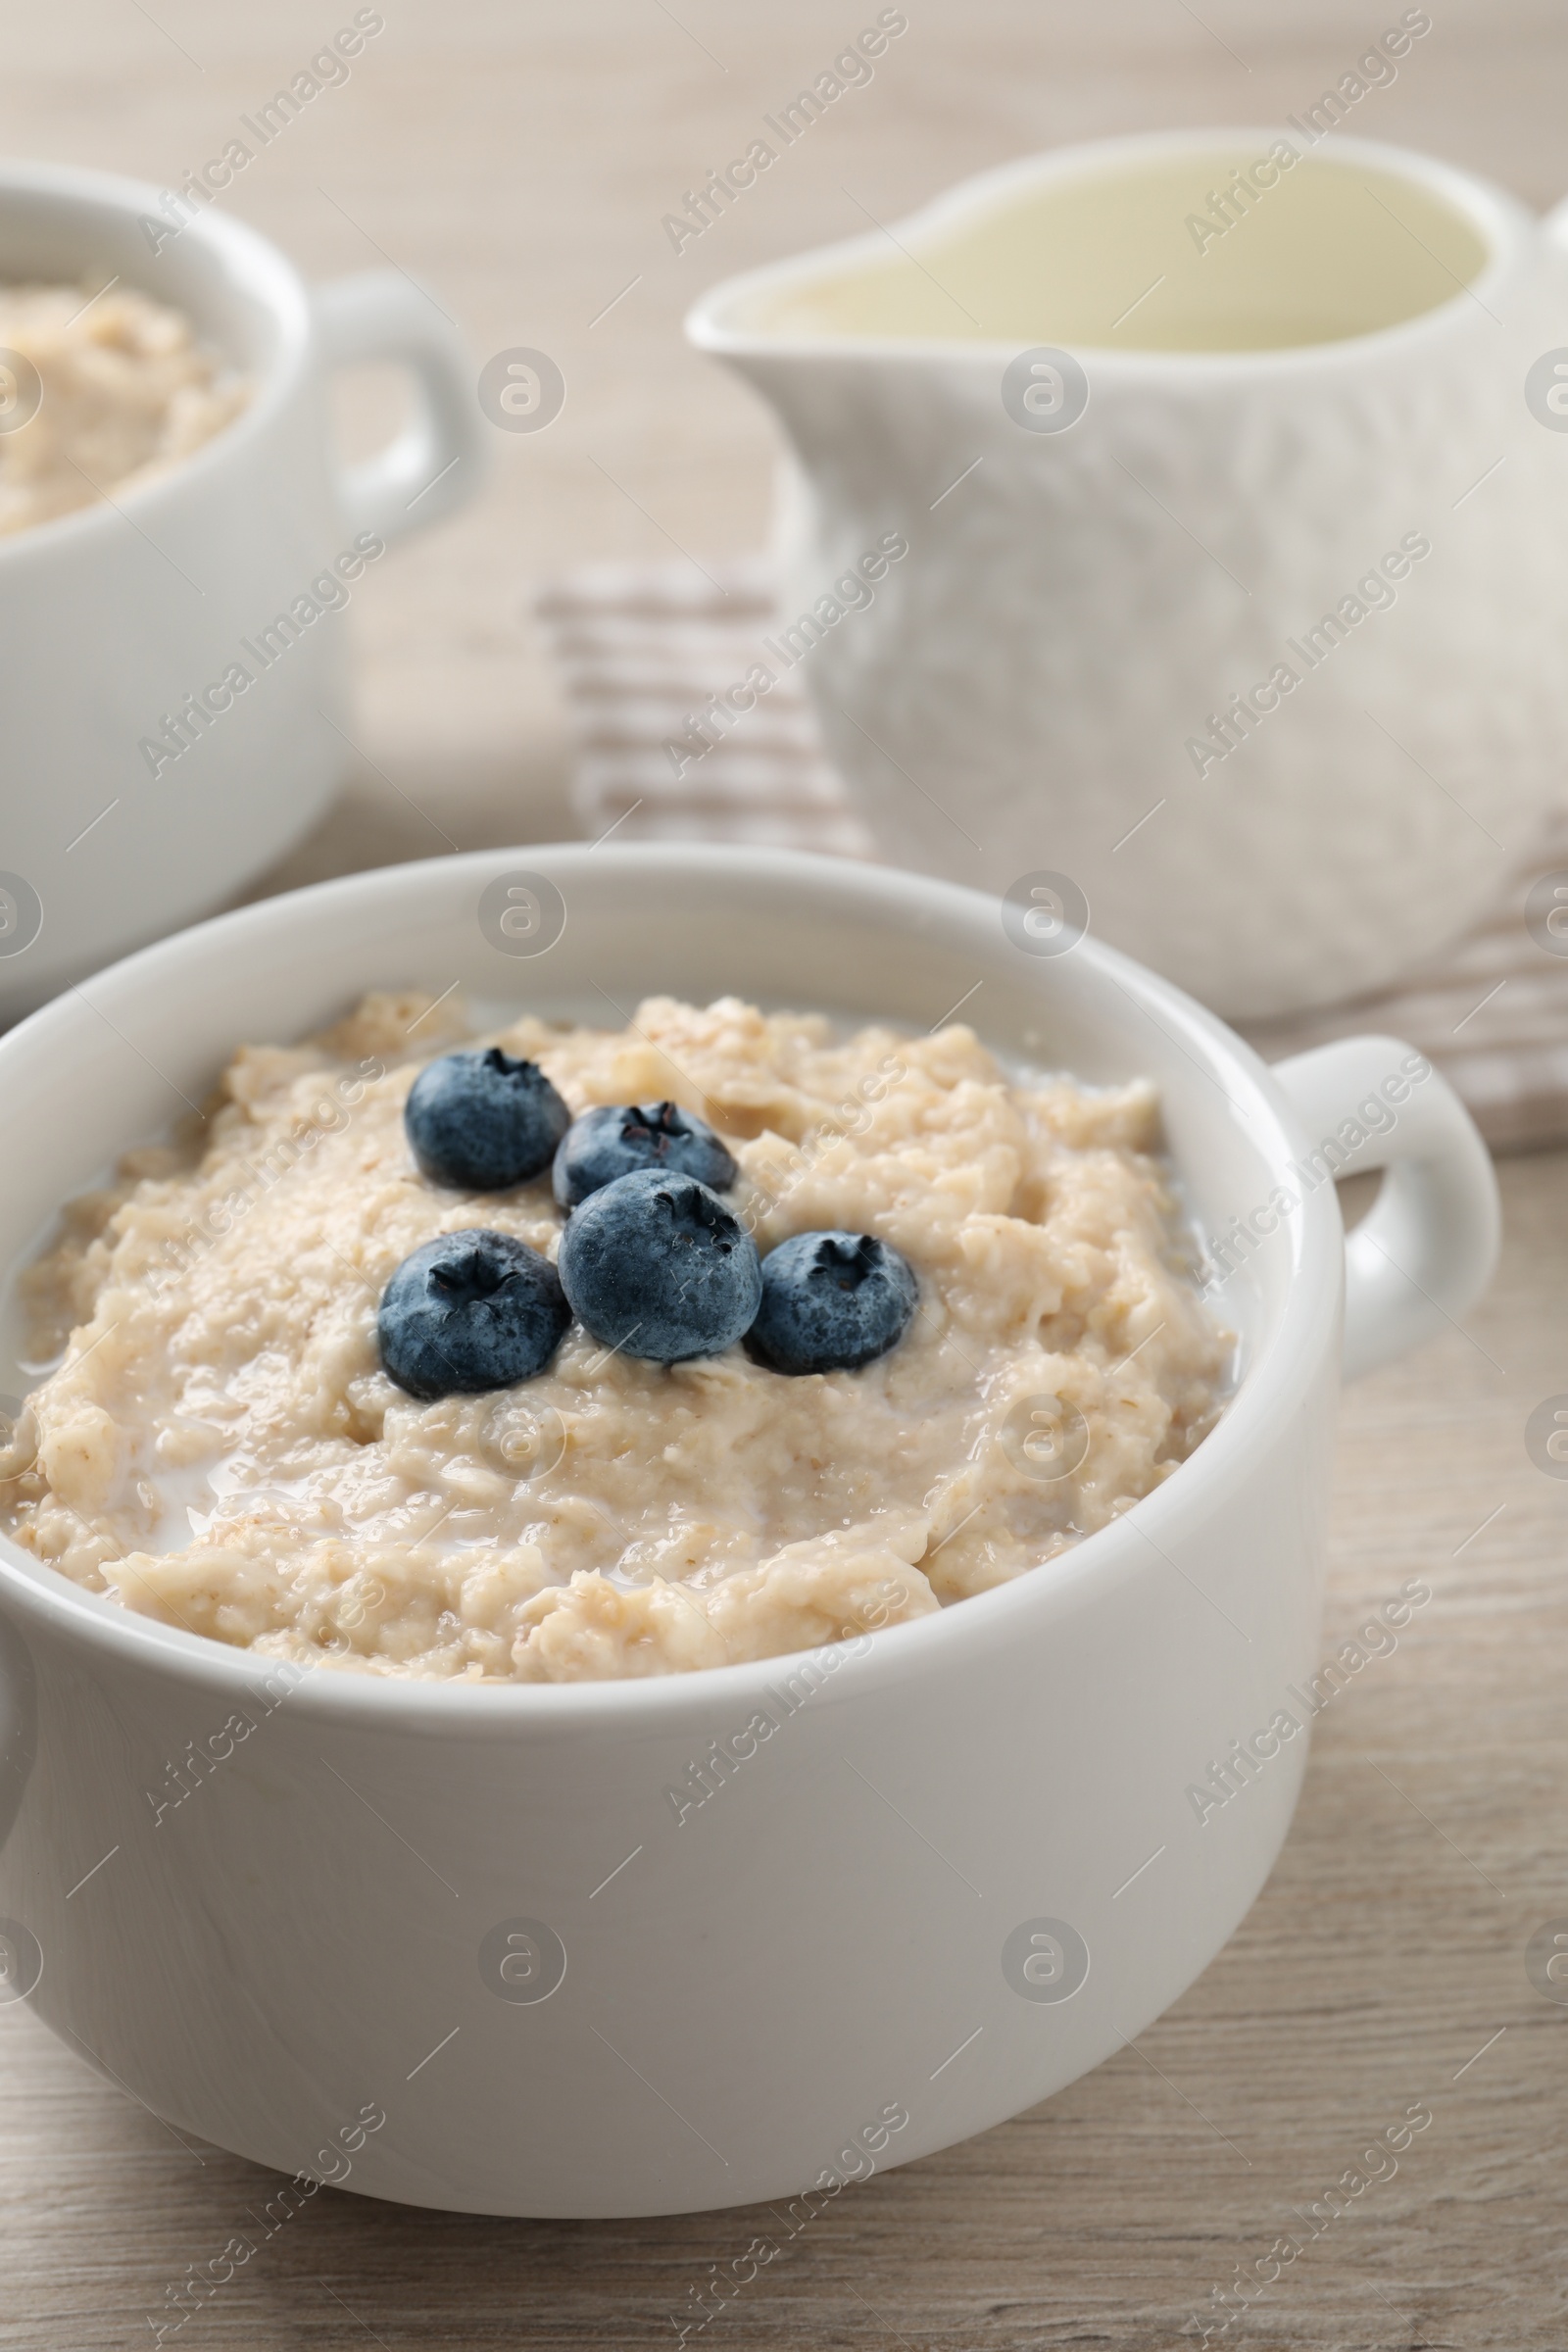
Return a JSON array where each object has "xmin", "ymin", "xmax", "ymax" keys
[
  {"xmin": 0, "ymin": 843, "xmax": 1335, "ymax": 1728},
  {"xmin": 0, "ymin": 156, "xmax": 312, "ymax": 572},
  {"xmin": 684, "ymin": 125, "xmax": 1526, "ymax": 378}
]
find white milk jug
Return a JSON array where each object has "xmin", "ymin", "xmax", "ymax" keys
[{"xmin": 689, "ymin": 126, "xmax": 1568, "ymax": 1016}]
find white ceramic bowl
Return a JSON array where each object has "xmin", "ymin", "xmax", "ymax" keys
[
  {"xmin": 0, "ymin": 847, "xmax": 1497, "ymax": 2217},
  {"xmin": 0, "ymin": 159, "xmax": 483, "ymax": 1022}
]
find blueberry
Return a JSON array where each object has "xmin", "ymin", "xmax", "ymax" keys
[
  {"xmin": 378, "ymin": 1229, "xmax": 569, "ymax": 1400},
  {"xmin": 557, "ymin": 1170, "xmax": 761, "ymax": 1364},
  {"xmin": 747, "ymin": 1231, "xmax": 917, "ymax": 1375},
  {"xmin": 553, "ymin": 1101, "xmax": 737, "ymax": 1210},
  {"xmin": 405, "ymin": 1050, "xmax": 569, "ymax": 1193}
]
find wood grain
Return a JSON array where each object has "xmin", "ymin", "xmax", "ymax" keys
[{"xmin": 5, "ymin": 4, "xmax": 1568, "ymax": 2345}]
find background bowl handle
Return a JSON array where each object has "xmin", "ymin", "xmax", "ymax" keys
[
  {"xmin": 1271, "ymin": 1035, "xmax": 1500, "ymax": 1381},
  {"xmin": 313, "ymin": 270, "xmax": 487, "ymax": 547}
]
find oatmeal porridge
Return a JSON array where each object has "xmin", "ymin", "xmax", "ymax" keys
[
  {"xmin": 0, "ymin": 282, "xmax": 246, "ymax": 537},
  {"xmin": 0, "ymin": 992, "xmax": 1231, "ymax": 1682}
]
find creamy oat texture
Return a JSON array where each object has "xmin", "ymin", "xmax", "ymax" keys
[
  {"xmin": 1, "ymin": 994, "xmax": 1229, "ymax": 1682},
  {"xmin": 0, "ymin": 283, "xmax": 246, "ymax": 537}
]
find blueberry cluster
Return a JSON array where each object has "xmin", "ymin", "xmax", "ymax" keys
[{"xmin": 377, "ymin": 1051, "xmax": 918, "ymax": 1401}]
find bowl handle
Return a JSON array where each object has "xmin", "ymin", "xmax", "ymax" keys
[
  {"xmin": 312, "ymin": 270, "xmax": 487, "ymax": 547},
  {"xmin": 1270, "ymin": 1036, "xmax": 1500, "ymax": 1380}
]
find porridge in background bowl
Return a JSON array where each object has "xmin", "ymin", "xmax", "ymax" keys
[
  {"xmin": 0, "ymin": 281, "xmax": 246, "ymax": 536},
  {"xmin": 0, "ymin": 992, "xmax": 1231, "ymax": 1683}
]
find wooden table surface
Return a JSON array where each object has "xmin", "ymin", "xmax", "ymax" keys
[{"xmin": 7, "ymin": 4, "xmax": 1568, "ymax": 2345}]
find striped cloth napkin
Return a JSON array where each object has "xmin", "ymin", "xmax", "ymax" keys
[{"xmin": 534, "ymin": 561, "xmax": 1568, "ymax": 1153}]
